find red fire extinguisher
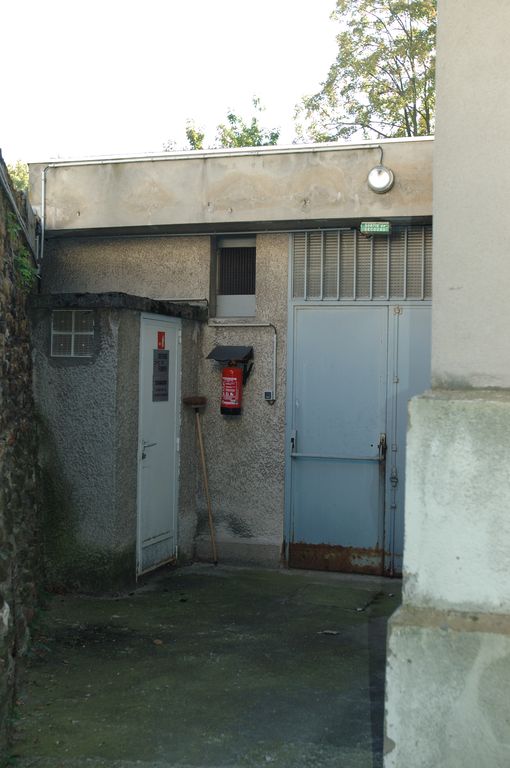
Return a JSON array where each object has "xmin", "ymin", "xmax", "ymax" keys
[{"xmin": 221, "ymin": 366, "xmax": 243, "ymax": 415}]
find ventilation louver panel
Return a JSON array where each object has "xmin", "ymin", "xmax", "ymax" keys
[
  {"xmin": 339, "ymin": 231, "xmax": 355, "ymax": 299},
  {"xmin": 306, "ymin": 232, "xmax": 322, "ymax": 299},
  {"xmin": 292, "ymin": 226, "xmax": 432, "ymax": 302},
  {"xmin": 323, "ymin": 232, "xmax": 339, "ymax": 298}
]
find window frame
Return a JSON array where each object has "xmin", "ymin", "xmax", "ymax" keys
[
  {"xmin": 215, "ymin": 236, "xmax": 257, "ymax": 318},
  {"xmin": 50, "ymin": 309, "xmax": 95, "ymax": 358}
]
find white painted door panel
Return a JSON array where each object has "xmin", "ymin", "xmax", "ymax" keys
[{"xmin": 137, "ymin": 315, "xmax": 180, "ymax": 574}]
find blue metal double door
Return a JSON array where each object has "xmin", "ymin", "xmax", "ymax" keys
[{"xmin": 287, "ymin": 304, "xmax": 431, "ymax": 575}]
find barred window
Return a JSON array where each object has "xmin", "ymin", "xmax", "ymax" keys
[{"xmin": 51, "ymin": 310, "xmax": 95, "ymax": 357}]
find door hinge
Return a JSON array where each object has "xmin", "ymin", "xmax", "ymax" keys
[
  {"xmin": 390, "ymin": 467, "xmax": 398, "ymax": 487},
  {"xmin": 178, "ymin": 330, "xmax": 182, "ymax": 344},
  {"xmin": 176, "ymin": 438, "xmax": 180, "ymax": 452}
]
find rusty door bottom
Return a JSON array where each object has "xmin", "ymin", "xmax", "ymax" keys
[{"xmin": 288, "ymin": 542, "xmax": 384, "ymax": 576}]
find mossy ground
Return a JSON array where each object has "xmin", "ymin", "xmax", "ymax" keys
[{"xmin": 9, "ymin": 565, "xmax": 400, "ymax": 768}]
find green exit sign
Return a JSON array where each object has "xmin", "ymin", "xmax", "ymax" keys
[{"xmin": 360, "ymin": 221, "xmax": 392, "ymax": 235}]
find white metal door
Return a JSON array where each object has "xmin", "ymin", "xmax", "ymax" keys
[{"xmin": 137, "ymin": 314, "xmax": 181, "ymax": 575}]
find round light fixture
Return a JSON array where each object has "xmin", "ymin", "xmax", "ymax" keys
[{"xmin": 367, "ymin": 165, "xmax": 394, "ymax": 194}]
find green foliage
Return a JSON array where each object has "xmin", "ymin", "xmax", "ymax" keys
[
  {"xmin": 7, "ymin": 160, "xmax": 29, "ymax": 193},
  {"xmin": 15, "ymin": 247, "xmax": 38, "ymax": 290},
  {"xmin": 6, "ymin": 211, "xmax": 19, "ymax": 241},
  {"xmin": 215, "ymin": 98, "xmax": 280, "ymax": 148},
  {"xmin": 166, "ymin": 98, "xmax": 280, "ymax": 151},
  {"xmin": 296, "ymin": 0, "xmax": 436, "ymax": 141},
  {"xmin": 185, "ymin": 121, "xmax": 205, "ymax": 150},
  {"xmin": 6, "ymin": 212, "xmax": 38, "ymax": 291}
]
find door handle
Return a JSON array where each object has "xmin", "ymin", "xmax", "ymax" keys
[
  {"xmin": 378, "ymin": 433, "xmax": 387, "ymax": 461},
  {"xmin": 141, "ymin": 440, "xmax": 158, "ymax": 460}
]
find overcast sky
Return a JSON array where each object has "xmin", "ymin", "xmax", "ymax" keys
[{"xmin": 1, "ymin": 0, "xmax": 338, "ymax": 163}]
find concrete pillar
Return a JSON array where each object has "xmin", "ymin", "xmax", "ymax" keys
[{"xmin": 384, "ymin": 3, "xmax": 510, "ymax": 766}]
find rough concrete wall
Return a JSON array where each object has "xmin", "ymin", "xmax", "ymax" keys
[
  {"xmin": 41, "ymin": 235, "xmax": 210, "ymax": 299},
  {"xmin": 431, "ymin": 3, "xmax": 510, "ymax": 388},
  {"xmin": 195, "ymin": 234, "xmax": 288, "ymax": 564},
  {"xmin": 30, "ymin": 139, "xmax": 433, "ymax": 232},
  {"xmin": 32, "ymin": 308, "xmax": 135, "ymax": 591},
  {"xmin": 384, "ymin": 4, "xmax": 510, "ymax": 766},
  {"xmin": 0, "ymin": 168, "xmax": 40, "ymax": 754},
  {"xmin": 386, "ymin": 607, "xmax": 510, "ymax": 768},
  {"xmin": 403, "ymin": 391, "xmax": 510, "ymax": 615}
]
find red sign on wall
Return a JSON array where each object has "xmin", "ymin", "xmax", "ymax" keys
[{"xmin": 157, "ymin": 331, "xmax": 166, "ymax": 350}]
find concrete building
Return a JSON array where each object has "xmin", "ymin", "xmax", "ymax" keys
[
  {"xmin": 29, "ymin": 138, "xmax": 433, "ymax": 589},
  {"xmin": 384, "ymin": 2, "xmax": 510, "ymax": 766},
  {"xmin": 25, "ymin": 1, "xmax": 510, "ymax": 762}
]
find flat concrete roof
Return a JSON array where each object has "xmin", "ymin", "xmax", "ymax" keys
[
  {"xmin": 30, "ymin": 137, "xmax": 433, "ymax": 236},
  {"xmin": 29, "ymin": 292, "xmax": 208, "ymax": 321}
]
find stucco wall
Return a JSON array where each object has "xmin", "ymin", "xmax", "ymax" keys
[
  {"xmin": 114, "ymin": 310, "xmax": 140, "ymax": 554},
  {"xmin": 33, "ymin": 308, "xmax": 135, "ymax": 590},
  {"xmin": 195, "ymin": 234, "xmax": 288, "ymax": 564},
  {"xmin": 41, "ymin": 235, "xmax": 210, "ymax": 299},
  {"xmin": 39, "ymin": 231, "xmax": 289, "ymax": 567}
]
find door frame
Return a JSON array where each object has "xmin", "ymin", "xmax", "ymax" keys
[{"xmin": 136, "ymin": 313, "xmax": 182, "ymax": 576}]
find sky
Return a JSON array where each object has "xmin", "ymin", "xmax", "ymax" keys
[{"xmin": 1, "ymin": 0, "xmax": 338, "ymax": 164}]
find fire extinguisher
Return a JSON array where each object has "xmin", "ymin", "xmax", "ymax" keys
[{"xmin": 221, "ymin": 366, "xmax": 243, "ymax": 415}]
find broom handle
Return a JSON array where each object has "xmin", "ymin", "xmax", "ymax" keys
[{"xmin": 195, "ymin": 410, "xmax": 218, "ymax": 564}]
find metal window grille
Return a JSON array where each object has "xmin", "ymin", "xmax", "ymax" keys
[
  {"xmin": 292, "ymin": 226, "xmax": 432, "ymax": 301},
  {"xmin": 218, "ymin": 247, "xmax": 256, "ymax": 295},
  {"xmin": 51, "ymin": 310, "xmax": 95, "ymax": 357}
]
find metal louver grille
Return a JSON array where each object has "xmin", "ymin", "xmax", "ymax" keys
[
  {"xmin": 292, "ymin": 226, "xmax": 432, "ymax": 301},
  {"xmin": 219, "ymin": 247, "xmax": 256, "ymax": 295}
]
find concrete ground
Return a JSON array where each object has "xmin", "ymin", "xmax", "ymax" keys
[{"xmin": 10, "ymin": 565, "xmax": 400, "ymax": 768}]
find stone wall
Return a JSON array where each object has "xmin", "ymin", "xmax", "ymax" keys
[{"xmin": 0, "ymin": 155, "xmax": 39, "ymax": 758}]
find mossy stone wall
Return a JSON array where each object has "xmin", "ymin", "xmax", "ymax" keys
[{"xmin": 0, "ymin": 158, "xmax": 40, "ymax": 759}]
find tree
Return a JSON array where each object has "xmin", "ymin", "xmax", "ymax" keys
[
  {"xmin": 7, "ymin": 160, "xmax": 29, "ymax": 193},
  {"xmin": 166, "ymin": 98, "xmax": 280, "ymax": 151},
  {"xmin": 185, "ymin": 121, "xmax": 205, "ymax": 150},
  {"xmin": 296, "ymin": 0, "xmax": 436, "ymax": 142},
  {"xmin": 215, "ymin": 98, "xmax": 280, "ymax": 148}
]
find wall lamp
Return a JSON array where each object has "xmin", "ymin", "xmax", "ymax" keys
[{"xmin": 367, "ymin": 146, "xmax": 395, "ymax": 194}]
